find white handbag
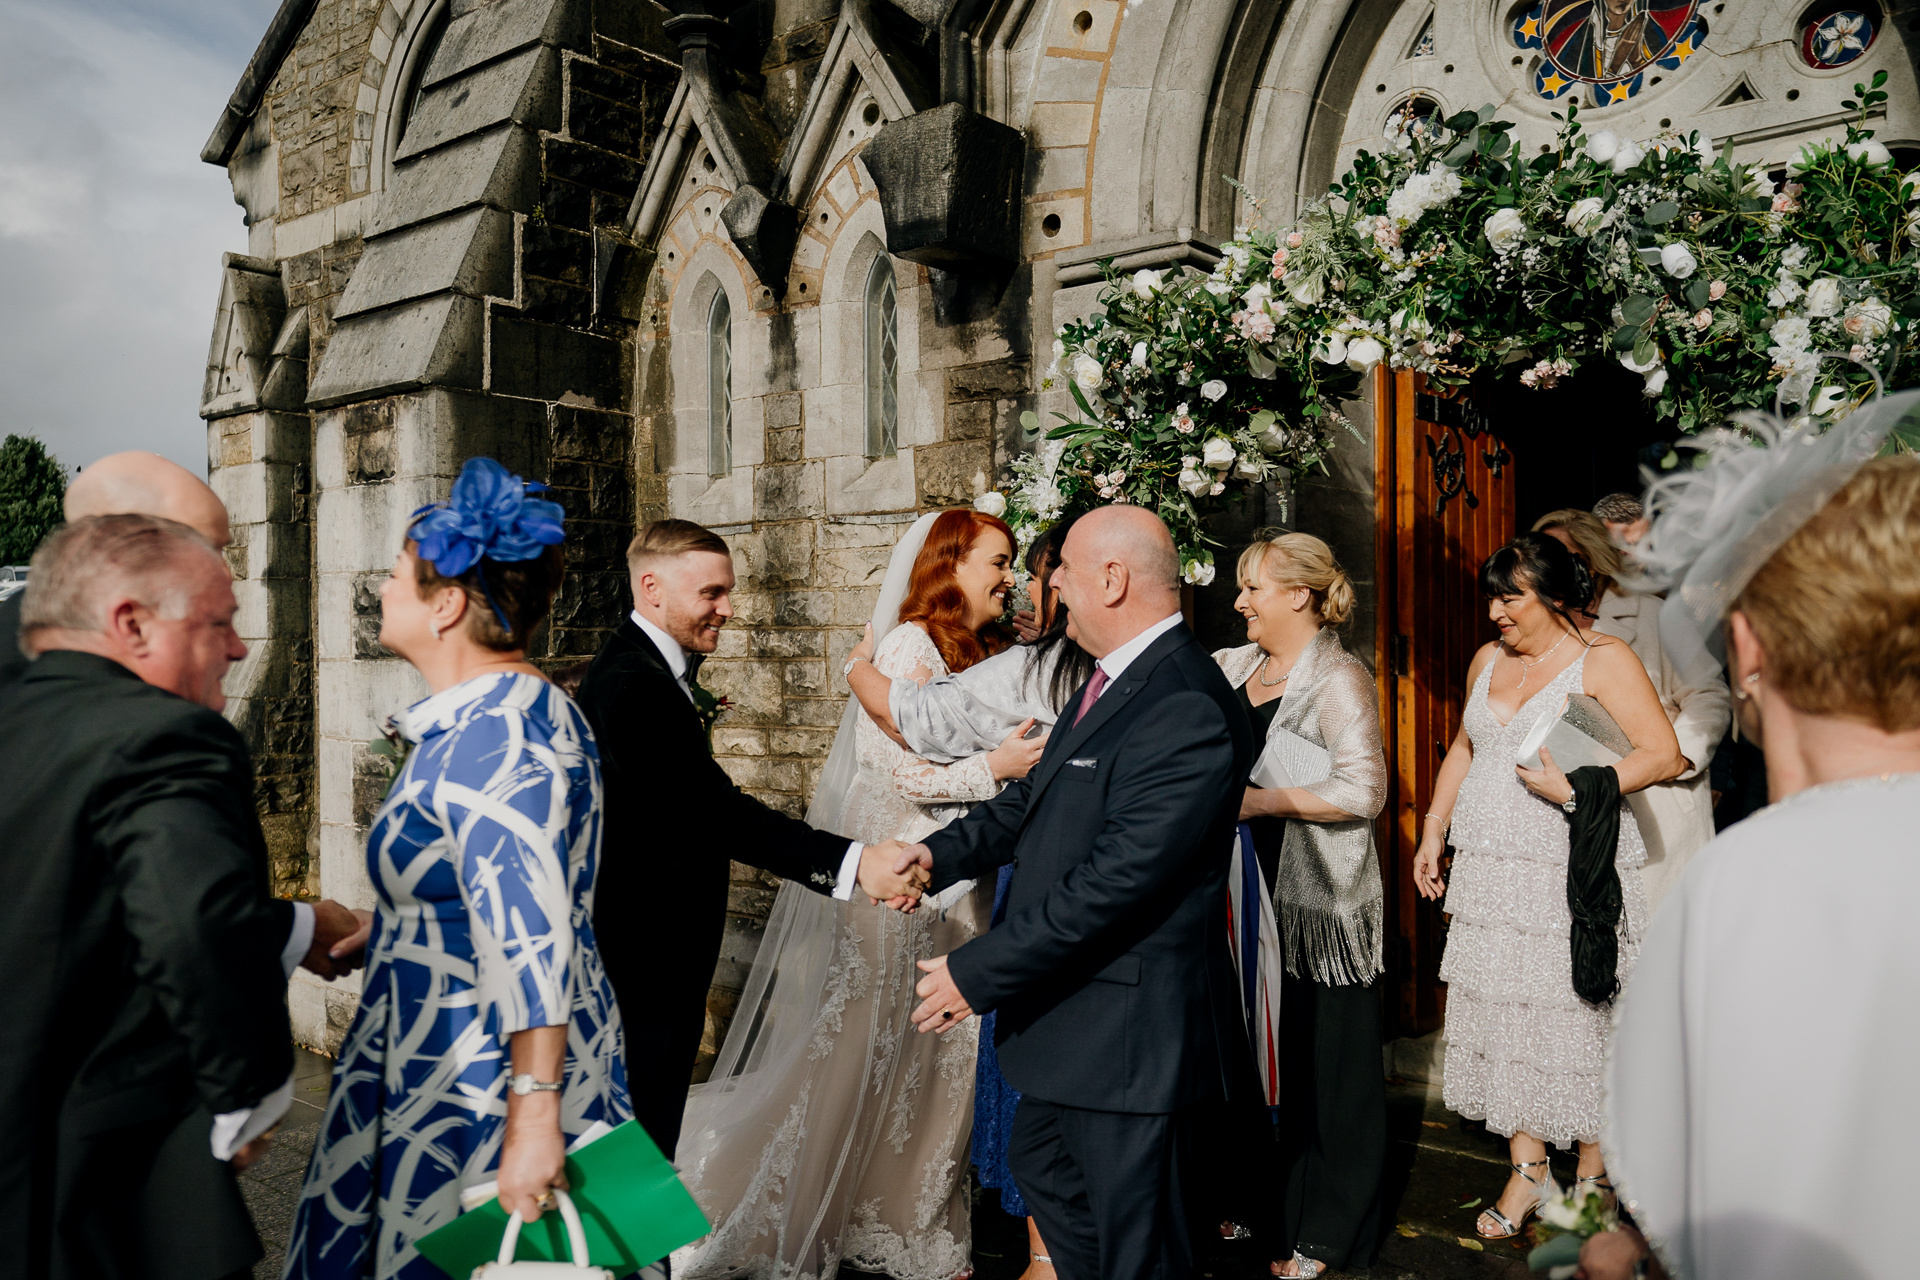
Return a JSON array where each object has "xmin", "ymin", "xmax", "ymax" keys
[{"xmin": 470, "ymin": 1189, "xmax": 614, "ymax": 1279}]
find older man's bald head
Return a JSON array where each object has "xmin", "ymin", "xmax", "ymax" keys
[
  {"xmin": 1069, "ymin": 505, "xmax": 1181, "ymax": 593},
  {"xmin": 66, "ymin": 452, "xmax": 230, "ymax": 549}
]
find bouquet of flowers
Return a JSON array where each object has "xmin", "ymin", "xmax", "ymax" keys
[{"xmin": 992, "ymin": 72, "xmax": 1920, "ymax": 574}]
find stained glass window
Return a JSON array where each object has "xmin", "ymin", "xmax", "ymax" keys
[
  {"xmin": 865, "ymin": 256, "xmax": 898, "ymax": 459},
  {"xmin": 708, "ymin": 291, "xmax": 732, "ymax": 477}
]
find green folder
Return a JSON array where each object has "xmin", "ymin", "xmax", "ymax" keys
[{"xmin": 414, "ymin": 1120, "xmax": 710, "ymax": 1277}]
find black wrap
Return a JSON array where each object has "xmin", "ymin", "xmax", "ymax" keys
[{"xmin": 1565, "ymin": 764, "xmax": 1623, "ymax": 1005}]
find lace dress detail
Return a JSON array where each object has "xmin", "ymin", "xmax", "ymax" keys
[
  {"xmin": 679, "ymin": 624, "xmax": 993, "ymax": 1280},
  {"xmin": 1439, "ymin": 651, "xmax": 1647, "ymax": 1148}
]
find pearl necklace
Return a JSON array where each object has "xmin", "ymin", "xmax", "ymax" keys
[{"xmin": 1512, "ymin": 628, "xmax": 1570, "ymax": 691}]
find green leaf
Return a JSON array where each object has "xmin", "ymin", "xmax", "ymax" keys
[
  {"xmin": 1643, "ymin": 200, "xmax": 1680, "ymax": 225},
  {"xmin": 1443, "ymin": 110, "xmax": 1479, "ymax": 132},
  {"xmin": 1684, "ymin": 278, "xmax": 1710, "ymax": 310},
  {"xmin": 1019, "ymin": 410, "xmax": 1042, "ymax": 433},
  {"xmin": 1621, "ymin": 294, "xmax": 1658, "ymax": 325},
  {"xmin": 1633, "ymin": 333, "xmax": 1658, "ymax": 366}
]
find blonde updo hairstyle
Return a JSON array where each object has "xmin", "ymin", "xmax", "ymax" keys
[
  {"xmin": 1736, "ymin": 456, "xmax": 1920, "ymax": 733},
  {"xmin": 1237, "ymin": 531, "xmax": 1356, "ymax": 628}
]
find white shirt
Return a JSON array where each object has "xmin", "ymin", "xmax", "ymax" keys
[
  {"xmin": 632, "ymin": 610, "xmax": 696, "ymax": 703},
  {"xmin": 632, "ymin": 611, "xmax": 868, "ymax": 899},
  {"xmin": 1089, "ymin": 612, "xmax": 1185, "ymax": 696}
]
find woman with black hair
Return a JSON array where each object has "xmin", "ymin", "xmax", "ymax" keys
[{"xmin": 1412, "ymin": 532, "xmax": 1683, "ymax": 1244}]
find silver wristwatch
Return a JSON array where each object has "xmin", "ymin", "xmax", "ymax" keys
[
  {"xmin": 1560, "ymin": 795, "xmax": 1578, "ymax": 816},
  {"xmin": 508, "ymin": 1073, "xmax": 562, "ymax": 1096}
]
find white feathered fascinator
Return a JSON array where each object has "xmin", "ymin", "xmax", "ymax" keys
[{"xmin": 1629, "ymin": 390, "xmax": 1920, "ymax": 688}]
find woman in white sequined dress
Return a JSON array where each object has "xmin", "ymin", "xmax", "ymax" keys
[
  {"xmin": 1413, "ymin": 532, "xmax": 1682, "ymax": 1242},
  {"xmin": 675, "ymin": 508, "xmax": 1044, "ymax": 1280}
]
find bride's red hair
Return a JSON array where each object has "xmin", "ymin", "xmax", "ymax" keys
[{"xmin": 897, "ymin": 508, "xmax": 1016, "ymax": 674}]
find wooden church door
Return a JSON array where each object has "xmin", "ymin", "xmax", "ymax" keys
[{"xmin": 1372, "ymin": 370, "xmax": 1517, "ymax": 1038}]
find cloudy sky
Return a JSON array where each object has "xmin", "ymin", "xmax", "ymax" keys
[{"xmin": 0, "ymin": 0, "xmax": 278, "ymax": 477}]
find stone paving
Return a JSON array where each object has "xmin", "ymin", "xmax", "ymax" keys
[{"xmin": 243, "ymin": 1056, "xmax": 1552, "ymax": 1279}]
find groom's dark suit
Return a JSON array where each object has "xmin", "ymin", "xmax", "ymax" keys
[
  {"xmin": 579, "ymin": 619, "xmax": 852, "ymax": 1158},
  {"xmin": 923, "ymin": 620, "xmax": 1253, "ymax": 1280}
]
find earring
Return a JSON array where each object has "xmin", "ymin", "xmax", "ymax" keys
[
  {"xmin": 431, "ymin": 623, "xmax": 442, "ymax": 641},
  {"xmin": 1733, "ymin": 671, "xmax": 1759, "ymax": 702}
]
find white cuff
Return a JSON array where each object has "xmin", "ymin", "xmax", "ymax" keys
[
  {"xmin": 281, "ymin": 902, "xmax": 315, "ymax": 980},
  {"xmin": 210, "ymin": 1073, "xmax": 294, "ymax": 1161},
  {"xmin": 832, "ymin": 842, "xmax": 863, "ymax": 901}
]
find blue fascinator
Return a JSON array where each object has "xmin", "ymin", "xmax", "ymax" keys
[{"xmin": 409, "ymin": 457, "xmax": 566, "ymax": 633}]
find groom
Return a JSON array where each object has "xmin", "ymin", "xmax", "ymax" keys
[
  {"xmin": 578, "ymin": 519, "xmax": 923, "ymax": 1159},
  {"xmin": 892, "ymin": 506, "xmax": 1254, "ymax": 1280}
]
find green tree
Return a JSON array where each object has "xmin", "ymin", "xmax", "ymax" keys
[{"xmin": 0, "ymin": 435, "xmax": 68, "ymax": 564}]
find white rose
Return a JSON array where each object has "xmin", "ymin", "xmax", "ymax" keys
[
  {"xmin": 1201, "ymin": 436, "xmax": 1237, "ymax": 469},
  {"xmin": 1318, "ymin": 334, "xmax": 1349, "ymax": 365},
  {"xmin": 1804, "ymin": 277, "xmax": 1843, "ymax": 317},
  {"xmin": 1234, "ymin": 454, "xmax": 1264, "ymax": 480},
  {"xmin": 1199, "ymin": 379, "xmax": 1228, "ymax": 402},
  {"xmin": 1345, "ymin": 335, "xmax": 1386, "ymax": 371},
  {"xmin": 1184, "ymin": 560, "xmax": 1217, "ymax": 586},
  {"xmin": 1811, "ymin": 384, "xmax": 1849, "ymax": 415},
  {"xmin": 1641, "ymin": 367, "xmax": 1668, "ymax": 397},
  {"xmin": 1289, "ymin": 275, "xmax": 1325, "ymax": 306},
  {"xmin": 1610, "ymin": 139, "xmax": 1645, "ymax": 173},
  {"xmin": 1178, "ymin": 468, "xmax": 1212, "ymax": 497},
  {"xmin": 1131, "ymin": 341, "xmax": 1149, "ymax": 369},
  {"xmin": 1619, "ymin": 349, "xmax": 1661, "ymax": 374},
  {"xmin": 1660, "ymin": 242, "xmax": 1698, "ymax": 279},
  {"xmin": 1584, "ymin": 129, "xmax": 1620, "ymax": 163},
  {"xmin": 973, "ymin": 491, "xmax": 1007, "ymax": 517},
  {"xmin": 1789, "ymin": 140, "xmax": 1834, "ymax": 175},
  {"xmin": 1846, "ymin": 139, "xmax": 1893, "ymax": 167},
  {"xmin": 1845, "ymin": 297, "xmax": 1893, "ymax": 340},
  {"xmin": 1131, "ymin": 268, "xmax": 1164, "ymax": 298},
  {"xmin": 1071, "ymin": 351, "xmax": 1105, "ymax": 390},
  {"xmin": 1240, "ymin": 281, "xmax": 1271, "ymax": 311},
  {"xmin": 1564, "ymin": 196, "xmax": 1606, "ymax": 236},
  {"xmin": 1257, "ymin": 424, "xmax": 1290, "ymax": 454},
  {"xmin": 1484, "ymin": 207, "xmax": 1527, "ymax": 251},
  {"xmin": 1051, "ymin": 337, "xmax": 1066, "ymax": 361}
]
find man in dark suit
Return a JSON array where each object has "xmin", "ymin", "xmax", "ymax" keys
[
  {"xmin": 577, "ymin": 519, "xmax": 924, "ymax": 1159},
  {"xmin": 0, "ymin": 514, "xmax": 366, "ymax": 1280},
  {"xmin": 0, "ymin": 450, "xmax": 235, "ymax": 686},
  {"xmin": 897, "ymin": 506, "xmax": 1255, "ymax": 1280}
]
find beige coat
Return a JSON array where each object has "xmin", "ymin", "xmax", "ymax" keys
[{"xmin": 1593, "ymin": 590, "xmax": 1730, "ymax": 914}]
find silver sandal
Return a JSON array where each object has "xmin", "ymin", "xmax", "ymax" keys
[{"xmin": 1476, "ymin": 1158, "xmax": 1557, "ymax": 1240}]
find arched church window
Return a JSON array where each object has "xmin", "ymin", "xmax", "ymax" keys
[
  {"xmin": 864, "ymin": 256, "xmax": 898, "ymax": 459},
  {"xmin": 396, "ymin": 2, "xmax": 450, "ymax": 146},
  {"xmin": 708, "ymin": 291, "xmax": 733, "ymax": 477}
]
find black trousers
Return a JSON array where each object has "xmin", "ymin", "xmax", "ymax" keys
[
  {"xmin": 1276, "ymin": 971, "xmax": 1387, "ymax": 1271},
  {"xmin": 1008, "ymin": 1098, "xmax": 1194, "ymax": 1280}
]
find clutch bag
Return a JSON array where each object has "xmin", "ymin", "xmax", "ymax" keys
[
  {"xmin": 1516, "ymin": 693, "xmax": 1632, "ymax": 773},
  {"xmin": 1250, "ymin": 727, "xmax": 1331, "ymax": 790}
]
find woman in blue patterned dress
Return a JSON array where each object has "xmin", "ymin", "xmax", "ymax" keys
[{"xmin": 285, "ymin": 458, "xmax": 630, "ymax": 1280}]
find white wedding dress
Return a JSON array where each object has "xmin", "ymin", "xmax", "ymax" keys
[{"xmin": 676, "ymin": 520, "xmax": 1000, "ymax": 1280}]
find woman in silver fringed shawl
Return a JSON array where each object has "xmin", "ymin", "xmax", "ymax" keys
[{"xmin": 1212, "ymin": 532, "xmax": 1389, "ymax": 1280}]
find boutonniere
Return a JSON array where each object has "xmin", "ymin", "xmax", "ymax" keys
[
  {"xmin": 366, "ymin": 718, "xmax": 414, "ymax": 796},
  {"xmin": 689, "ymin": 685, "xmax": 734, "ymax": 751}
]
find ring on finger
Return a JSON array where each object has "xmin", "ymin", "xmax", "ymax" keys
[{"xmin": 535, "ymin": 1190, "xmax": 557, "ymax": 1210}]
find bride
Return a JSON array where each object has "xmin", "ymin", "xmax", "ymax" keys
[{"xmin": 676, "ymin": 508, "xmax": 1047, "ymax": 1280}]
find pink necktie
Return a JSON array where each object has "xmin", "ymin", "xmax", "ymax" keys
[{"xmin": 1072, "ymin": 667, "xmax": 1110, "ymax": 726}]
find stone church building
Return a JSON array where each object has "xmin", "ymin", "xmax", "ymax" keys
[{"xmin": 197, "ymin": 0, "xmax": 1920, "ymax": 1056}]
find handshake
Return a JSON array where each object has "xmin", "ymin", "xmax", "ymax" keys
[{"xmin": 854, "ymin": 840, "xmax": 937, "ymax": 911}]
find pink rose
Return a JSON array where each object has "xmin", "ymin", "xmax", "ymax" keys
[
  {"xmin": 1708, "ymin": 280, "xmax": 1727, "ymax": 301},
  {"xmin": 1693, "ymin": 308, "xmax": 1713, "ymax": 330}
]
